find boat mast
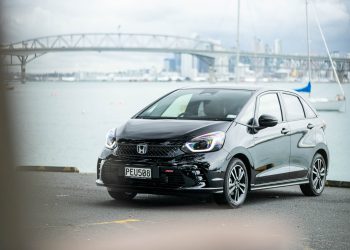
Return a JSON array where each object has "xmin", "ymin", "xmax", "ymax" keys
[
  {"xmin": 309, "ymin": 0, "xmax": 345, "ymax": 97},
  {"xmin": 235, "ymin": 0, "xmax": 240, "ymax": 84},
  {"xmin": 305, "ymin": 0, "xmax": 311, "ymax": 83}
]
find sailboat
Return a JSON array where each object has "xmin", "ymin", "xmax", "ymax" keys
[
  {"xmin": 296, "ymin": 82, "xmax": 346, "ymax": 111},
  {"xmin": 295, "ymin": 0, "xmax": 346, "ymax": 112}
]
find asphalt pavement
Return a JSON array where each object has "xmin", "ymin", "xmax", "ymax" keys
[{"xmin": 18, "ymin": 172, "xmax": 350, "ymax": 250}]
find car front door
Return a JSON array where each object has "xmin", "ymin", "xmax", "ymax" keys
[{"xmin": 249, "ymin": 92, "xmax": 291, "ymax": 185}]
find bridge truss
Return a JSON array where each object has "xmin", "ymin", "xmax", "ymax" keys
[{"xmin": 0, "ymin": 33, "xmax": 349, "ymax": 82}]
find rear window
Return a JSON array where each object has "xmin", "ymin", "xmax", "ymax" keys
[
  {"xmin": 300, "ymin": 98, "xmax": 317, "ymax": 118},
  {"xmin": 138, "ymin": 88, "xmax": 253, "ymax": 121},
  {"xmin": 282, "ymin": 94, "xmax": 305, "ymax": 121}
]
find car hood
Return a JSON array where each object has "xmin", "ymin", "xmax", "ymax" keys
[{"xmin": 116, "ymin": 118, "xmax": 232, "ymax": 141}]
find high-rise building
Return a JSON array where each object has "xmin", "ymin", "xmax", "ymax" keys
[
  {"xmin": 228, "ymin": 56, "xmax": 235, "ymax": 73},
  {"xmin": 197, "ymin": 56, "xmax": 211, "ymax": 73},
  {"xmin": 174, "ymin": 53, "xmax": 181, "ymax": 73},
  {"xmin": 215, "ymin": 55, "xmax": 229, "ymax": 76},
  {"xmin": 181, "ymin": 54, "xmax": 197, "ymax": 79},
  {"xmin": 163, "ymin": 58, "xmax": 171, "ymax": 72},
  {"xmin": 274, "ymin": 39, "xmax": 282, "ymax": 54},
  {"xmin": 163, "ymin": 58, "xmax": 176, "ymax": 72},
  {"xmin": 264, "ymin": 44, "xmax": 273, "ymax": 73}
]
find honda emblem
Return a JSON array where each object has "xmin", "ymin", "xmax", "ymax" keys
[{"xmin": 136, "ymin": 144, "xmax": 148, "ymax": 154}]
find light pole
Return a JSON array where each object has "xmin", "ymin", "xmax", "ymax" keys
[{"xmin": 235, "ymin": 0, "xmax": 240, "ymax": 83}]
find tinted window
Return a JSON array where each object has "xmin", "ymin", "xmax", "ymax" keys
[
  {"xmin": 283, "ymin": 94, "xmax": 305, "ymax": 121},
  {"xmin": 138, "ymin": 88, "xmax": 253, "ymax": 121},
  {"xmin": 257, "ymin": 93, "xmax": 282, "ymax": 123},
  {"xmin": 300, "ymin": 98, "xmax": 317, "ymax": 118}
]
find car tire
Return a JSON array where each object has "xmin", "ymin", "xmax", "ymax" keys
[
  {"xmin": 222, "ymin": 158, "xmax": 249, "ymax": 208},
  {"xmin": 300, "ymin": 153, "xmax": 326, "ymax": 196},
  {"xmin": 108, "ymin": 191, "xmax": 137, "ymax": 201}
]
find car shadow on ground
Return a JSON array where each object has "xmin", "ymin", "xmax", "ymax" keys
[
  {"xmin": 92, "ymin": 188, "xmax": 305, "ymax": 209},
  {"xmin": 244, "ymin": 189, "xmax": 304, "ymax": 206},
  {"xmin": 93, "ymin": 193, "xmax": 213, "ymax": 209}
]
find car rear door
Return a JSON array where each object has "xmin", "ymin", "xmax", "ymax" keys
[
  {"xmin": 280, "ymin": 93, "xmax": 316, "ymax": 180},
  {"xmin": 249, "ymin": 91, "xmax": 291, "ymax": 185}
]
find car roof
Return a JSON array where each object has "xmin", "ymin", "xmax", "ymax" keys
[{"xmin": 179, "ymin": 84, "xmax": 298, "ymax": 94}]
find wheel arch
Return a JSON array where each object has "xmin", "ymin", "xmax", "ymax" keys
[
  {"xmin": 313, "ymin": 143, "xmax": 329, "ymax": 174},
  {"xmin": 315, "ymin": 148, "xmax": 329, "ymax": 174},
  {"xmin": 232, "ymin": 153, "xmax": 252, "ymax": 187},
  {"xmin": 227, "ymin": 147, "xmax": 255, "ymax": 188}
]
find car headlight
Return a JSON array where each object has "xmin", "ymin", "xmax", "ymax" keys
[
  {"xmin": 105, "ymin": 128, "xmax": 117, "ymax": 149},
  {"xmin": 182, "ymin": 131, "xmax": 226, "ymax": 153}
]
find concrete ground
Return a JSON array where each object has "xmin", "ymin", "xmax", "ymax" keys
[{"xmin": 18, "ymin": 172, "xmax": 350, "ymax": 250}]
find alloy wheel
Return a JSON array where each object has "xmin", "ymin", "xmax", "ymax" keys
[
  {"xmin": 228, "ymin": 164, "xmax": 247, "ymax": 205},
  {"xmin": 312, "ymin": 158, "xmax": 326, "ymax": 193}
]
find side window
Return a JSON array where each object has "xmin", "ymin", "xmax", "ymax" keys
[
  {"xmin": 239, "ymin": 100, "xmax": 255, "ymax": 125},
  {"xmin": 257, "ymin": 93, "xmax": 282, "ymax": 123},
  {"xmin": 282, "ymin": 94, "xmax": 305, "ymax": 121},
  {"xmin": 300, "ymin": 98, "xmax": 317, "ymax": 118}
]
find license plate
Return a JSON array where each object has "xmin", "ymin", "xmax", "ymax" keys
[{"xmin": 124, "ymin": 167, "xmax": 152, "ymax": 179}]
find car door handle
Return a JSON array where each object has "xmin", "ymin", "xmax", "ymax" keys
[
  {"xmin": 281, "ymin": 128, "xmax": 289, "ymax": 134},
  {"xmin": 307, "ymin": 123, "xmax": 315, "ymax": 129}
]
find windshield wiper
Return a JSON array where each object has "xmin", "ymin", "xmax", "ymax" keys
[{"xmin": 137, "ymin": 116, "xmax": 176, "ymax": 120}]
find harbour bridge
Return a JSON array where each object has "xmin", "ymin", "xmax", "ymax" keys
[{"xmin": 1, "ymin": 33, "xmax": 349, "ymax": 82}]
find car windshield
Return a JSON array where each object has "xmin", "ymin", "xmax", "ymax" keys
[{"xmin": 137, "ymin": 88, "xmax": 253, "ymax": 121}]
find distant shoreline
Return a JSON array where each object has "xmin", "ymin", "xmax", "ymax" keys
[{"xmin": 5, "ymin": 80, "xmax": 349, "ymax": 84}]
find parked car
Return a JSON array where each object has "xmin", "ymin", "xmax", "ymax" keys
[{"xmin": 96, "ymin": 85, "xmax": 329, "ymax": 208}]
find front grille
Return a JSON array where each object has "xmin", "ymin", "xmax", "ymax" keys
[
  {"xmin": 116, "ymin": 143, "xmax": 181, "ymax": 158},
  {"xmin": 101, "ymin": 164, "xmax": 185, "ymax": 188},
  {"xmin": 116, "ymin": 172, "xmax": 185, "ymax": 188}
]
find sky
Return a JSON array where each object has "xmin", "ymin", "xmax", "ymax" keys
[{"xmin": 1, "ymin": 0, "xmax": 350, "ymax": 73}]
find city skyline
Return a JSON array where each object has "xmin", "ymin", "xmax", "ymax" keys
[{"xmin": 1, "ymin": 0, "xmax": 349, "ymax": 73}]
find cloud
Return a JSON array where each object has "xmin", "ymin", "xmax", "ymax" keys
[{"xmin": 2, "ymin": 0, "xmax": 349, "ymax": 72}]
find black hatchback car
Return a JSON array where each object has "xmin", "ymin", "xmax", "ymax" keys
[{"xmin": 96, "ymin": 86, "xmax": 329, "ymax": 208}]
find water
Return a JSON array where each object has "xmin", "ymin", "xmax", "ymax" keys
[{"xmin": 6, "ymin": 81, "xmax": 350, "ymax": 181}]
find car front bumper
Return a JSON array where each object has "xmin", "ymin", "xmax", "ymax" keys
[
  {"xmin": 96, "ymin": 178, "xmax": 223, "ymax": 194},
  {"xmin": 96, "ymin": 148, "xmax": 229, "ymax": 195}
]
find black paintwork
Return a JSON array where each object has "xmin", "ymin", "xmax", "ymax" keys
[
  {"xmin": 96, "ymin": 86, "xmax": 329, "ymax": 195},
  {"xmin": 116, "ymin": 119, "xmax": 231, "ymax": 141}
]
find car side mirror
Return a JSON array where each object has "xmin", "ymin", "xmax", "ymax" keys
[{"xmin": 258, "ymin": 114, "xmax": 278, "ymax": 129}]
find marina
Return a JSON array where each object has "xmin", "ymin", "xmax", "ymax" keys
[{"xmin": 1, "ymin": 0, "xmax": 350, "ymax": 249}]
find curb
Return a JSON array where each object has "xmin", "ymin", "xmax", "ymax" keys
[
  {"xmin": 326, "ymin": 180, "xmax": 350, "ymax": 188},
  {"xmin": 16, "ymin": 166, "xmax": 79, "ymax": 173}
]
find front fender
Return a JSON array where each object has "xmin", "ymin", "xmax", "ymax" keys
[
  {"xmin": 226, "ymin": 147, "xmax": 255, "ymax": 169},
  {"xmin": 226, "ymin": 146, "xmax": 256, "ymax": 184}
]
